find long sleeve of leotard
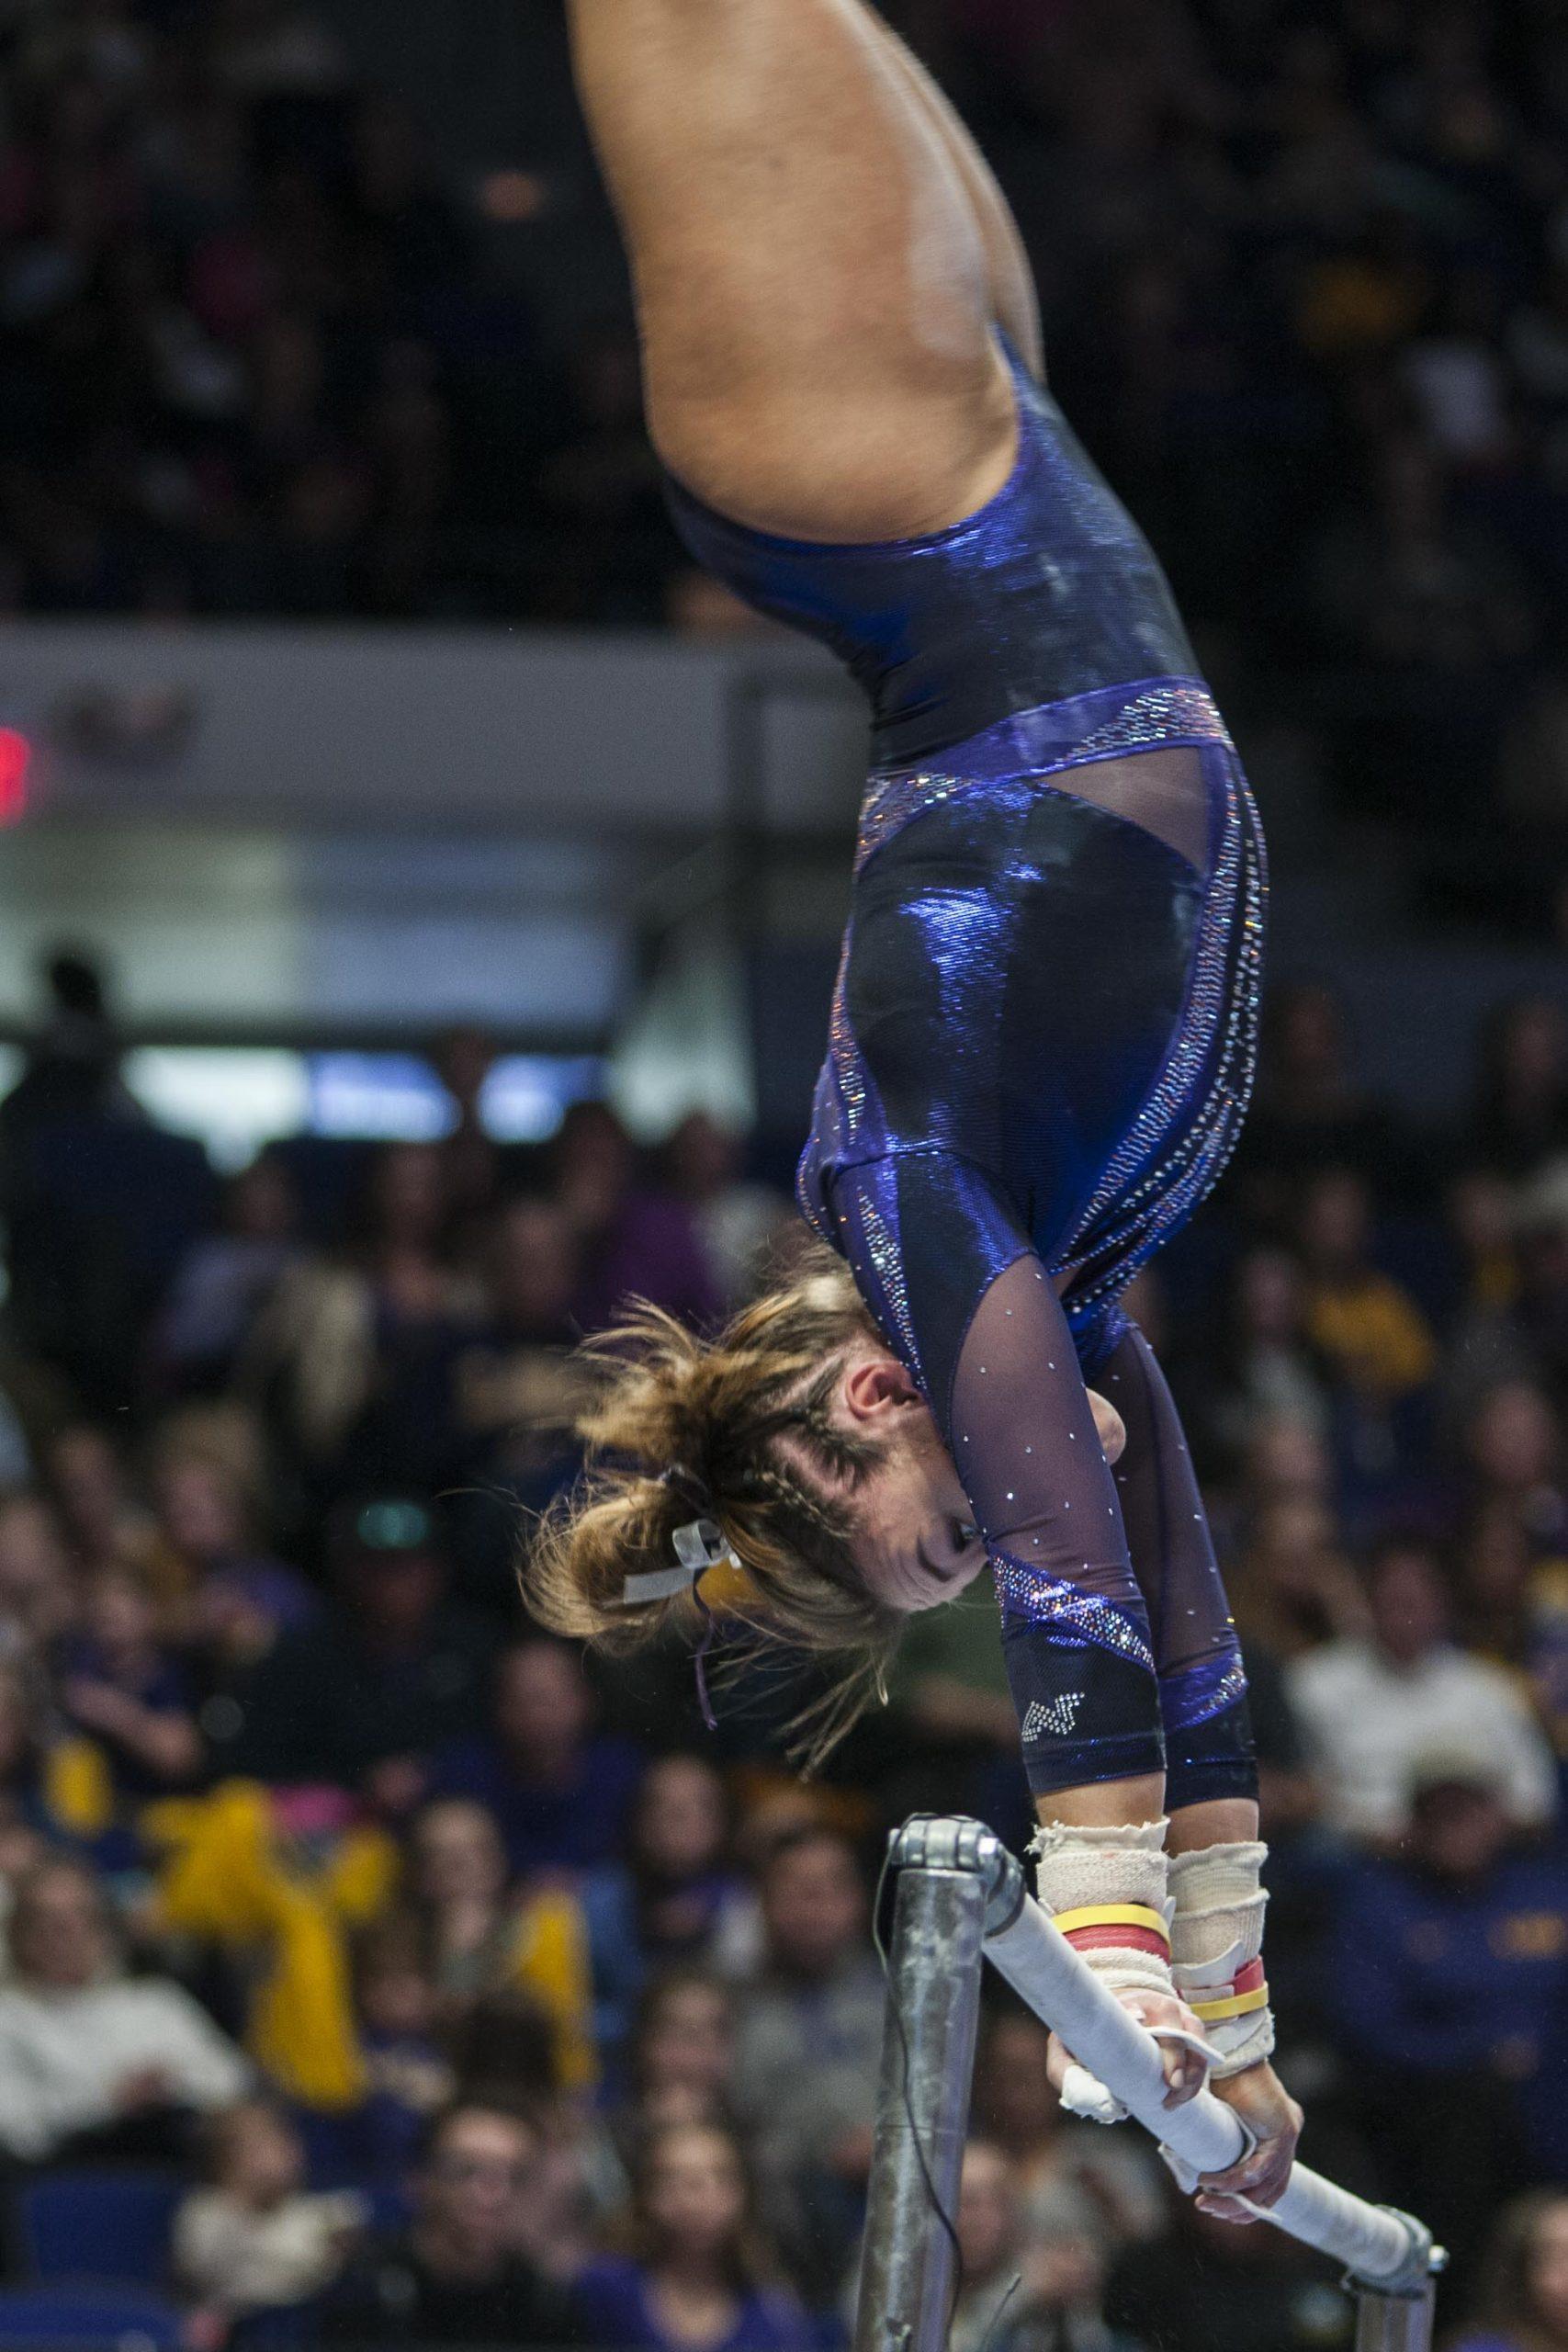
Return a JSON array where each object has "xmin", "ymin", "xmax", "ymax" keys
[
  {"xmin": 822, "ymin": 1148, "xmax": 1164, "ymax": 1791},
  {"xmin": 821, "ymin": 1148, "xmax": 1253, "ymax": 1800},
  {"xmin": 1093, "ymin": 1321, "xmax": 1256, "ymax": 1807}
]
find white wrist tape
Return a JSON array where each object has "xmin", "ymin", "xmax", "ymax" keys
[
  {"xmin": 1168, "ymin": 1839, "xmax": 1275, "ymax": 2077},
  {"xmin": 1030, "ymin": 1820, "xmax": 1178, "ymax": 2121}
]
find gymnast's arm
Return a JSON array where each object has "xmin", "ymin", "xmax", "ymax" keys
[
  {"xmin": 828, "ymin": 1151, "xmax": 1302, "ymax": 2198},
  {"xmin": 828, "ymin": 1152, "xmax": 1204, "ymax": 2100}
]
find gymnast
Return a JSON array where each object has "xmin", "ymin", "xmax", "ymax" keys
[{"xmin": 533, "ymin": 0, "xmax": 1300, "ymax": 2218}]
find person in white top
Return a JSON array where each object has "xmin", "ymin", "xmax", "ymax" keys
[
  {"xmin": 175, "ymin": 2098, "xmax": 367, "ymax": 2319},
  {"xmin": 0, "ymin": 1855, "xmax": 251, "ymax": 2162},
  {"xmin": 1287, "ymin": 1537, "xmax": 1557, "ymax": 1846}
]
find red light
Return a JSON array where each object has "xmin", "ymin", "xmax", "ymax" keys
[{"xmin": 0, "ymin": 729, "xmax": 31, "ymax": 823}]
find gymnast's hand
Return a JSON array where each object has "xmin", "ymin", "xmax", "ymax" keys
[
  {"xmin": 1198, "ymin": 2061, "xmax": 1303, "ymax": 2220},
  {"xmin": 1045, "ymin": 1986, "xmax": 1211, "ymax": 2116}
]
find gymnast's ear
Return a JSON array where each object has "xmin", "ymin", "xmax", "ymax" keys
[{"xmin": 840, "ymin": 1351, "xmax": 923, "ymax": 1428}]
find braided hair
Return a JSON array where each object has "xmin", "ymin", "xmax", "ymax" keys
[{"xmin": 525, "ymin": 1240, "xmax": 903, "ymax": 1766}]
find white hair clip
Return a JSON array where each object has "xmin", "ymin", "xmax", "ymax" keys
[{"xmin": 620, "ymin": 1517, "xmax": 738, "ymax": 1607}]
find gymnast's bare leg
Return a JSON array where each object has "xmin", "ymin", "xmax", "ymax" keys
[{"xmin": 566, "ymin": 0, "xmax": 1018, "ymax": 544}]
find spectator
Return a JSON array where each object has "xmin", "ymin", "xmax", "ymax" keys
[
  {"xmin": 1237, "ymin": 1413, "xmax": 1337, "ymax": 1515},
  {"xmin": 431, "ymin": 1025, "xmax": 502, "ymax": 1234},
  {"xmin": 1449, "ymin": 1163, "xmax": 1568, "ymax": 1418},
  {"xmin": 884, "ymin": 1569, "xmax": 1027, "ymax": 1848},
  {"xmin": 152, "ymin": 1151, "xmax": 304, "ymax": 1395},
  {"xmin": 1296, "ymin": 1167, "xmax": 1437, "ymax": 1411},
  {"xmin": 1461, "ymin": 1382, "xmax": 1568, "ymax": 1557},
  {"xmin": 1324, "ymin": 1760, "xmax": 1568, "ymax": 2286},
  {"xmin": 222, "ymin": 1494, "xmax": 496, "ymax": 1800},
  {"xmin": 1180, "ymin": 1245, "xmax": 1335, "ymax": 1479},
  {"xmin": 1235, "ymin": 1642, "xmax": 1319, "ymax": 1843},
  {"xmin": 427, "ymin": 1637, "xmax": 642, "ymax": 1877},
  {"xmin": 947, "ymin": 2138, "xmax": 1150, "ymax": 2352},
  {"xmin": 971, "ymin": 2009, "xmax": 1165, "ymax": 2257},
  {"xmin": 660, "ymin": 1114, "xmax": 793, "ymax": 1313},
  {"xmin": 1457, "ymin": 1504, "xmax": 1544, "ymax": 1666},
  {"xmin": 1227, "ymin": 1495, "xmax": 1369, "ymax": 1662},
  {"xmin": 582, "ymin": 1753, "xmax": 748, "ymax": 2054},
  {"xmin": 152, "ymin": 1438, "xmax": 318, "ymax": 1673},
  {"xmin": 1288, "ymin": 1537, "xmax": 1558, "ymax": 1843},
  {"xmin": 1447, "ymin": 1170, "xmax": 1522, "ymax": 1323},
  {"xmin": 1455, "ymin": 2190, "xmax": 1568, "ymax": 2352},
  {"xmin": 550, "ymin": 1101, "xmax": 720, "ymax": 1335},
  {"xmin": 0, "ymin": 1662, "xmax": 47, "ymax": 1864},
  {"xmin": 57, "ymin": 1561, "xmax": 202, "ymax": 1795},
  {"xmin": 239, "ymin": 1143, "xmax": 477, "ymax": 1491},
  {"xmin": 398, "ymin": 1795, "xmax": 596, "ymax": 2091},
  {"xmin": 579, "ymin": 2120, "xmax": 813, "ymax": 2352},
  {"xmin": 316, "ymin": 2099, "xmax": 586, "ymax": 2348},
  {"xmin": 174, "ymin": 2098, "xmax": 368, "ymax": 2324},
  {"xmin": 728, "ymin": 1827, "xmax": 885, "ymax": 2297},
  {"xmin": 355, "ymin": 1196, "xmax": 589, "ymax": 1554},
  {"xmin": 0, "ymin": 948, "xmax": 138, "ymax": 1139},
  {"xmin": 1235, "ymin": 983, "xmax": 1395, "ymax": 1211},
  {"xmin": 343, "ymin": 1912, "xmax": 453, "ymax": 2185},
  {"xmin": 1468, "ymin": 1000, "xmax": 1568, "ymax": 1182},
  {"xmin": 628, "ymin": 1968, "xmax": 741, "ymax": 2134},
  {"xmin": 949, "ymin": 2137, "xmax": 1026, "ymax": 2352},
  {"xmin": 575, "ymin": 1966, "xmax": 750, "ymax": 2255},
  {"xmin": 403, "ymin": 1798, "xmax": 534, "ymax": 2003},
  {"xmin": 0, "ymin": 951, "xmax": 207, "ymax": 1413},
  {"xmin": 0, "ymin": 1856, "xmax": 250, "ymax": 2163},
  {"xmin": 0, "ymin": 1491, "xmax": 80, "ymax": 1654},
  {"xmin": 43, "ymin": 1423, "xmax": 157, "ymax": 1578}
]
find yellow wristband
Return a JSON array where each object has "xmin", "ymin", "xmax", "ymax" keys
[
  {"xmin": 1052, "ymin": 1903, "xmax": 1170, "ymax": 1945},
  {"xmin": 1191, "ymin": 1983, "xmax": 1270, "ymax": 2022}
]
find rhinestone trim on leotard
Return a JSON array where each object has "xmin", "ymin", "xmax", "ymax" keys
[{"xmin": 991, "ymin": 1551, "xmax": 1156, "ymax": 1676}]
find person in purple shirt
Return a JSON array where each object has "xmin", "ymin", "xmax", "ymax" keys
[
  {"xmin": 1323, "ymin": 1759, "xmax": 1568, "ymax": 2291},
  {"xmin": 427, "ymin": 1637, "xmax": 642, "ymax": 1877},
  {"xmin": 579, "ymin": 2122, "xmax": 816, "ymax": 2352}
]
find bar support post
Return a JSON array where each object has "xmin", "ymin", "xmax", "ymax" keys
[
  {"xmin": 852, "ymin": 1821, "xmax": 1022, "ymax": 2352},
  {"xmin": 1353, "ymin": 2264, "xmax": 1441, "ymax": 2352}
]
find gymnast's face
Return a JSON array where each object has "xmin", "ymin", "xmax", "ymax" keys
[
  {"xmin": 835, "ymin": 1346, "xmax": 1127, "ymax": 1614},
  {"xmin": 835, "ymin": 1347, "xmax": 990, "ymax": 1613}
]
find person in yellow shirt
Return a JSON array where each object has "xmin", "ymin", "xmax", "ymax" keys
[{"xmin": 1298, "ymin": 1167, "xmax": 1437, "ymax": 1402}]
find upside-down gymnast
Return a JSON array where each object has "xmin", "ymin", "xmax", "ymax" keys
[{"xmin": 534, "ymin": 0, "xmax": 1301, "ymax": 2217}]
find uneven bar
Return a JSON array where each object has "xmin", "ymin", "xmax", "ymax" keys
[
  {"xmin": 852, "ymin": 1816, "xmax": 1441, "ymax": 2352},
  {"xmin": 983, "ymin": 1884, "xmax": 1431, "ymax": 2289}
]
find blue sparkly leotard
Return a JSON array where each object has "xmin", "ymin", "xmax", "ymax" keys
[{"xmin": 666, "ymin": 337, "xmax": 1264, "ymax": 1802}]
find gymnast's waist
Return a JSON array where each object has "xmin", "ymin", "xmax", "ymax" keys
[
  {"xmin": 661, "ymin": 355, "xmax": 1201, "ymax": 769},
  {"xmin": 853, "ymin": 675, "xmax": 1238, "ymax": 876}
]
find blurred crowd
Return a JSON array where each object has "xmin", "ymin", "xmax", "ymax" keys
[
  {"xmin": 6, "ymin": 0, "xmax": 1568, "ymax": 911},
  {"xmin": 0, "ymin": 943, "xmax": 1564, "ymax": 2350}
]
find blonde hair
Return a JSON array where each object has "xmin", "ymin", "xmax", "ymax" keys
[{"xmin": 525, "ymin": 1242, "xmax": 901, "ymax": 1766}]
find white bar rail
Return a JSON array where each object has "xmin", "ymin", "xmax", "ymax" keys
[{"xmin": 985, "ymin": 1885, "xmax": 1425, "ymax": 2286}]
